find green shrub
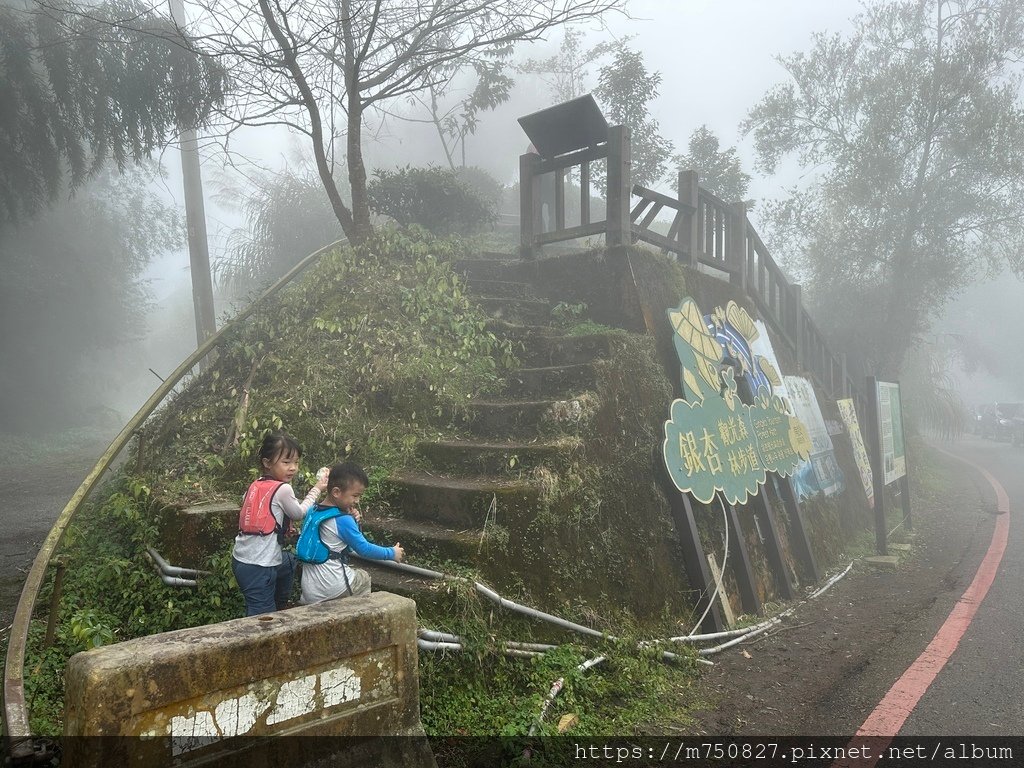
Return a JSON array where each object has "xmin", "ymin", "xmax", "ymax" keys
[{"xmin": 368, "ymin": 165, "xmax": 499, "ymax": 235}]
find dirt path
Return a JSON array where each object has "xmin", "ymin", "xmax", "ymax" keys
[{"xmin": 684, "ymin": 443, "xmax": 997, "ymax": 736}]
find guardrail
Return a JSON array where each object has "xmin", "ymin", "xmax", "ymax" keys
[
  {"xmin": 518, "ymin": 125, "xmax": 865, "ymax": 416},
  {"xmin": 2, "ymin": 238, "xmax": 347, "ymax": 760}
]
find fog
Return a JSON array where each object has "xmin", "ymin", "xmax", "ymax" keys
[{"xmin": 5, "ymin": 0, "xmax": 1021, "ymax": 434}]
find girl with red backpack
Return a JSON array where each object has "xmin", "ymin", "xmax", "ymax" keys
[{"xmin": 231, "ymin": 431, "xmax": 328, "ymax": 616}]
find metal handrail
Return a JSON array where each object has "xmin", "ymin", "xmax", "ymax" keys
[{"xmin": 2, "ymin": 238, "xmax": 347, "ymax": 757}]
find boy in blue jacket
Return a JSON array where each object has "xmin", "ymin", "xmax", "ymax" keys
[{"xmin": 299, "ymin": 462, "xmax": 404, "ymax": 603}]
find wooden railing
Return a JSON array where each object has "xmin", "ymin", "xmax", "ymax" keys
[{"xmin": 519, "ymin": 126, "xmax": 865, "ymax": 415}]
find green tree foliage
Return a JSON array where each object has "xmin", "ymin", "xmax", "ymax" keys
[
  {"xmin": 743, "ymin": 0, "xmax": 1024, "ymax": 376},
  {"xmin": 215, "ymin": 164, "xmax": 503, "ymax": 294},
  {"xmin": 368, "ymin": 166, "xmax": 500, "ymax": 236},
  {"xmin": 0, "ymin": 165, "xmax": 182, "ymax": 431},
  {"xmin": 0, "ymin": 0, "xmax": 225, "ymax": 226},
  {"xmin": 594, "ymin": 46, "xmax": 673, "ymax": 189},
  {"xmin": 672, "ymin": 125, "xmax": 751, "ymax": 204}
]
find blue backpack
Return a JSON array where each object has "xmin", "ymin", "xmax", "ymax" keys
[{"xmin": 296, "ymin": 504, "xmax": 347, "ymax": 564}]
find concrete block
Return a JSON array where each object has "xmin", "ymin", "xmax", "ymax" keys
[{"xmin": 63, "ymin": 593, "xmax": 436, "ymax": 768}]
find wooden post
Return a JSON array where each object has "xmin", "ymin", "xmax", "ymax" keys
[
  {"xmin": 725, "ymin": 500, "xmax": 763, "ymax": 615},
  {"xmin": 897, "ymin": 386, "xmax": 913, "ymax": 531},
  {"xmin": 554, "ymin": 167, "xmax": 565, "ymax": 231},
  {"xmin": 866, "ymin": 376, "xmax": 888, "ymax": 555},
  {"xmin": 606, "ymin": 125, "xmax": 632, "ymax": 248},
  {"xmin": 749, "ymin": 492, "xmax": 797, "ymax": 600},
  {"xmin": 519, "ymin": 151, "xmax": 541, "ymax": 260},
  {"xmin": 654, "ymin": 447, "xmax": 726, "ymax": 633},
  {"xmin": 728, "ymin": 201, "xmax": 748, "ymax": 290},
  {"xmin": 678, "ymin": 493, "xmax": 728, "ymax": 633},
  {"xmin": 793, "ymin": 284, "xmax": 803, "ymax": 369},
  {"xmin": 679, "ymin": 170, "xmax": 699, "ymax": 267},
  {"xmin": 841, "ymin": 353, "xmax": 849, "ymax": 398},
  {"xmin": 773, "ymin": 474, "xmax": 821, "ymax": 583},
  {"xmin": 580, "ymin": 161, "xmax": 591, "ymax": 226}
]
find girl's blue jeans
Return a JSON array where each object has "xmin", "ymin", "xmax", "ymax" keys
[{"xmin": 231, "ymin": 552, "xmax": 295, "ymax": 616}]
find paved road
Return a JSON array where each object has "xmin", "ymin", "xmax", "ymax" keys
[
  {"xmin": 0, "ymin": 437, "xmax": 111, "ymax": 631},
  {"xmin": 898, "ymin": 435, "xmax": 1023, "ymax": 735},
  {"xmin": 803, "ymin": 433, "xmax": 1022, "ymax": 738}
]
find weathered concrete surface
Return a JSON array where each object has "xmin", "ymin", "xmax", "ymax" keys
[{"xmin": 63, "ymin": 593, "xmax": 436, "ymax": 768}]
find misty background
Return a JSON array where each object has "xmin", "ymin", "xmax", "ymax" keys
[{"xmin": 3, "ymin": 0, "xmax": 1021, "ymax": 436}]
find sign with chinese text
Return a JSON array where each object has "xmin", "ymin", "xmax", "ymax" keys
[
  {"xmin": 876, "ymin": 380, "xmax": 906, "ymax": 484},
  {"xmin": 837, "ymin": 398, "xmax": 874, "ymax": 508},
  {"xmin": 662, "ymin": 298, "xmax": 813, "ymax": 505},
  {"xmin": 784, "ymin": 376, "xmax": 845, "ymax": 499}
]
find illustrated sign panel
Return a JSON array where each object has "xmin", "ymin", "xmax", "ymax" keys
[
  {"xmin": 784, "ymin": 376, "xmax": 845, "ymax": 499},
  {"xmin": 837, "ymin": 398, "xmax": 874, "ymax": 508},
  {"xmin": 876, "ymin": 380, "xmax": 906, "ymax": 484},
  {"xmin": 662, "ymin": 298, "xmax": 812, "ymax": 505}
]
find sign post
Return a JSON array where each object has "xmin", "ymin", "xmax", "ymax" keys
[
  {"xmin": 866, "ymin": 377, "xmax": 909, "ymax": 554},
  {"xmin": 662, "ymin": 298, "xmax": 814, "ymax": 616}
]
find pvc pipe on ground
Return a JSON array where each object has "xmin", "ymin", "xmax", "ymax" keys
[
  {"xmin": 146, "ymin": 548, "xmax": 211, "ymax": 578},
  {"xmin": 474, "ymin": 582, "xmax": 610, "ymax": 641},
  {"xmin": 352, "ymin": 555, "xmax": 446, "ymax": 580},
  {"xmin": 417, "ymin": 637, "xmax": 543, "ymax": 659},
  {"xmin": 808, "ymin": 561, "xmax": 854, "ymax": 599},
  {"xmin": 144, "ymin": 553, "xmax": 198, "ymax": 588}
]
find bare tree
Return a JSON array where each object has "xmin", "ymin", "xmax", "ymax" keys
[{"xmin": 189, "ymin": 0, "xmax": 625, "ymax": 244}]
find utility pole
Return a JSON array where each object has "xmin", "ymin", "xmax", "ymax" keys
[{"xmin": 169, "ymin": 0, "xmax": 217, "ymax": 363}]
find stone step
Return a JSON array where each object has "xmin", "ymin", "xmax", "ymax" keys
[
  {"xmin": 360, "ymin": 515, "xmax": 482, "ymax": 562},
  {"xmin": 465, "ymin": 278, "xmax": 534, "ymax": 300},
  {"xmin": 387, "ymin": 470, "xmax": 541, "ymax": 527},
  {"xmin": 485, "ymin": 318, "xmax": 559, "ymax": 340},
  {"xmin": 477, "ymin": 296, "xmax": 552, "ymax": 325},
  {"xmin": 505, "ymin": 362, "xmax": 596, "ymax": 398},
  {"xmin": 518, "ymin": 332, "xmax": 621, "ymax": 367},
  {"xmin": 462, "ymin": 397, "xmax": 590, "ymax": 438},
  {"xmin": 479, "ymin": 250, "xmax": 518, "ymax": 261},
  {"xmin": 417, "ymin": 437, "xmax": 578, "ymax": 474},
  {"xmin": 455, "ymin": 258, "xmax": 526, "ymax": 282}
]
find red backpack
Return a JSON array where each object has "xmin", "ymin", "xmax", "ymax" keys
[{"xmin": 238, "ymin": 477, "xmax": 288, "ymax": 539}]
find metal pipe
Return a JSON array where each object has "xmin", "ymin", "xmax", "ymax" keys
[
  {"xmin": 144, "ymin": 552, "xmax": 198, "ymax": 587},
  {"xmin": 416, "ymin": 638, "xmax": 543, "ymax": 659},
  {"xmin": 473, "ymin": 582, "xmax": 610, "ymax": 641},
  {"xmin": 352, "ymin": 555, "xmax": 445, "ymax": 580},
  {"xmin": 417, "ymin": 629, "xmax": 460, "ymax": 643},
  {"xmin": 146, "ymin": 547, "xmax": 211, "ymax": 578},
  {"xmin": 808, "ymin": 561, "xmax": 854, "ymax": 599}
]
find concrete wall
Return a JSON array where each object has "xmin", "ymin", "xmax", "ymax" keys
[{"xmin": 63, "ymin": 593, "xmax": 436, "ymax": 768}]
